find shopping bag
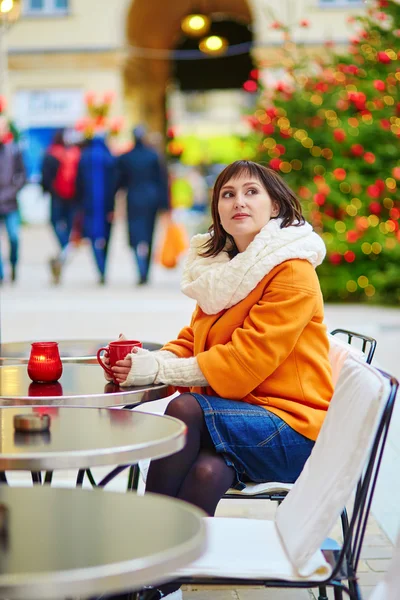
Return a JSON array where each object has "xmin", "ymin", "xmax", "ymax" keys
[{"xmin": 159, "ymin": 221, "xmax": 189, "ymax": 269}]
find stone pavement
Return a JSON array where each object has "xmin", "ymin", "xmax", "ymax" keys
[{"xmin": 0, "ymin": 222, "xmax": 399, "ymax": 599}]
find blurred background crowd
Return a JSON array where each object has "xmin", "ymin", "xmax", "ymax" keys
[{"xmin": 0, "ymin": 0, "xmax": 399, "ymax": 304}]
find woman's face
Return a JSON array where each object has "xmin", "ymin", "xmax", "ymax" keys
[{"xmin": 218, "ymin": 173, "xmax": 278, "ymax": 252}]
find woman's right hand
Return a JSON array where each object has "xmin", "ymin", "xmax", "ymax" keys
[{"xmin": 102, "ymin": 333, "xmax": 126, "ymax": 382}]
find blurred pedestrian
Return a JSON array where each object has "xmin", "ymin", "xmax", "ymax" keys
[
  {"xmin": 76, "ymin": 132, "xmax": 116, "ymax": 285},
  {"xmin": 117, "ymin": 126, "xmax": 169, "ymax": 285},
  {"xmin": 0, "ymin": 116, "xmax": 26, "ymax": 283},
  {"xmin": 41, "ymin": 128, "xmax": 81, "ymax": 284}
]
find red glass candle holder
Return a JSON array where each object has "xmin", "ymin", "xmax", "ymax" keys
[{"xmin": 27, "ymin": 342, "xmax": 63, "ymax": 383}]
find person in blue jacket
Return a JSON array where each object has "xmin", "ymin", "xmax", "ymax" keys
[
  {"xmin": 117, "ymin": 126, "xmax": 169, "ymax": 285},
  {"xmin": 76, "ymin": 133, "xmax": 116, "ymax": 284}
]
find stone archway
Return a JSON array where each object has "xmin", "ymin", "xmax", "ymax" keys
[{"xmin": 124, "ymin": 0, "xmax": 252, "ymax": 135}]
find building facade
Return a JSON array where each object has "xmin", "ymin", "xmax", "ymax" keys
[{"xmin": 6, "ymin": 0, "xmax": 365, "ymax": 178}]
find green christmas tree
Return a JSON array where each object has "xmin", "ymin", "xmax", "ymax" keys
[{"xmin": 248, "ymin": 0, "xmax": 400, "ymax": 303}]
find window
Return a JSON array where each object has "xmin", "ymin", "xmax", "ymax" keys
[{"xmin": 23, "ymin": 0, "xmax": 69, "ymax": 15}]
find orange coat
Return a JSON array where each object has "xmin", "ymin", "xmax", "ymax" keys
[{"xmin": 163, "ymin": 259, "xmax": 333, "ymax": 441}]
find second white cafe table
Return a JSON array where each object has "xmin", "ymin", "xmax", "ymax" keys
[
  {"xmin": 0, "ymin": 486, "xmax": 206, "ymax": 599},
  {"xmin": 0, "ymin": 407, "xmax": 186, "ymax": 487}
]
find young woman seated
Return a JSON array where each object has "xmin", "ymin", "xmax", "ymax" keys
[{"xmin": 106, "ymin": 160, "xmax": 333, "ymax": 600}]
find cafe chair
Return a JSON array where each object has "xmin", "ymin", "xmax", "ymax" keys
[{"xmin": 162, "ymin": 358, "xmax": 398, "ymax": 600}]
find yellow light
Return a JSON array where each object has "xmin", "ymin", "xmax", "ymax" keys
[
  {"xmin": 0, "ymin": 0, "xmax": 13, "ymax": 13},
  {"xmin": 322, "ymin": 232, "xmax": 333, "ymax": 244},
  {"xmin": 302, "ymin": 137, "xmax": 313, "ymax": 148},
  {"xmin": 199, "ymin": 35, "xmax": 228, "ymax": 55},
  {"xmin": 358, "ymin": 276, "xmax": 369, "ymax": 288},
  {"xmin": 383, "ymin": 197, "xmax": 394, "ymax": 209},
  {"xmin": 291, "ymin": 159, "xmax": 302, "ymax": 170},
  {"xmin": 263, "ymin": 138, "xmax": 276, "ymax": 149},
  {"xmin": 279, "ymin": 161, "xmax": 292, "ymax": 173},
  {"xmin": 386, "ymin": 178, "xmax": 396, "ymax": 190},
  {"xmin": 361, "ymin": 243, "xmax": 372, "ymax": 254},
  {"xmin": 181, "ymin": 13, "xmax": 211, "ymax": 37},
  {"xmin": 346, "ymin": 205, "xmax": 357, "ymax": 216},
  {"xmin": 311, "ymin": 146, "xmax": 322, "ymax": 157},
  {"xmin": 294, "ymin": 129, "xmax": 307, "ymax": 141},
  {"xmin": 339, "ymin": 182, "xmax": 351, "ymax": 194},
  {"xmin": 351, "ymin": 197, "xmax": 362, "ymax": 209},
  {"xmin": 368, "ymin": 215, "xmax": 379, "ymax": 227},
  {"xmin": 321, "ymin": 148, "xmax": 333, "ymax": 160},
  {"xmin": 384, "ymin": 96, "xmax": 394, "ymax": 106},
  {"xmin": 346, "ymin": 280, "xmax": 357, "ymax": 293},
  {"xmin": 335, "ymin": 222, "xmax": 346, "ymax": 233},
  {"xmin": 277, "ymin": 117, "xmax": 290, "ymax": 129},
  {"xmin": 371, "ymin": 242, "xmax": 382, "ymax": 254},
  {"xmin": 364, "ymin": 285, "xmax": 375, "ymax": 298}
]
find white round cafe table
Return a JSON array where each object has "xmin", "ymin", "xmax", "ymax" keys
[
  {"xmin": 0, "ymin": 407, "xmax": 186, "ymax": 471},
  {"xmin": 0, "ymin": 363, "xmax": 169, "ymax": 408},
  {"xmin": 0, "ymin": 487, "xmax": 206, "ymax": 599},
  {"xmin": 0, "ymin": 339, "xmax": 163, "ymax": 364}
]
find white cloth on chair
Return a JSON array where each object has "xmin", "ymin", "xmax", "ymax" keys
[
  {"xmin": 275, "ymin": 354, "xmax": 388, "ymax": 577},
  {"xmin": 173, "ymin": 354, "xmax": 389, "ymax": 582}
]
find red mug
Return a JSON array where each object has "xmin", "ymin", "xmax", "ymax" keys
[{"xmin": 97, "ymin": 340, "xmax": 142, "ymax": 381}]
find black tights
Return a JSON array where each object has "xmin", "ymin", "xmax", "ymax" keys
[
  {"xmin": 104, "ymin": 395, "xmax": 235, "ymax": 599},
  {"xmin": 146, "ymin": 393, "xmax": 235, "ymax": 516}
]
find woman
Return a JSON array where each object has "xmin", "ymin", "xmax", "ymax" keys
[{"xmin": 109, "ymin": 160, "xmax": 333, "ymax": 600}]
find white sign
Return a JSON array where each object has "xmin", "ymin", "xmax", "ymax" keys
[{"xmin": 14, "ymin": 89, "xmax": 84, "ymax": 128}]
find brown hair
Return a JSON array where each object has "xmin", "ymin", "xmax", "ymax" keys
[{"xmin": 200, "ymin": 160, "xmax": 305, "ymax": 258}]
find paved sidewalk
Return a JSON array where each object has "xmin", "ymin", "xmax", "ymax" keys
[{"xmin": 0, "ymin": 222, "xmax": 398, "ymax": 599}]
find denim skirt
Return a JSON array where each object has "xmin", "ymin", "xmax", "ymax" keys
[{"xmin": 192, "ymin": 393, "xmax": 315, "ymax": 490}]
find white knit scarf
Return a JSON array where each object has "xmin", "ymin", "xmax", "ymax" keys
[{"xmin": 181, "ymin": 218, "xmax": 326, "ymax": 315}]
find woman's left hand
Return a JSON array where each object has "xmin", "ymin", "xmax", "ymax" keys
[
  {"xmin": 112, "ymin": 347, "xmax": 159, "ymax": 387},
  {"xmin": 111, "ymin": 356, "xmax": 133, "ymax": 384}
]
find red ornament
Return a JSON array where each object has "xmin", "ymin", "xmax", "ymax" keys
[
  {"xmin": 329, "ymin": 252, "xmax": 342, "ymax": 265},
  {"xmin": 380, "ymin": 119, "xmax": 391, "ymax": 130},
  {"xmin": 313, "ymin": 193, "xmax": 326, "ymax": 206},
  {"xmin": 351, "ymin": 143, "xmax": 364, "ymax": 157},
  {"xmin": 269, "ymin": 158, "xmax": 282, "ymax": 170},
  {"xmin": 279, "ymin": 129, "xmax": 291, "ymax": 139},
  {"xmin": 299, "ymin": 19, "xmax": 310, "ymax": 28},
  {"xmin": 243, "ymin": 80, "xmax": 258, "ymax": 93},
  {"xmin": 27, "ymin": 342, "xmax": 63, "ymax": 383},
  {"xmin": 367, "ymin": 185, "xmax": 381, "ymax": 199},
  {"xmin": 369, "ymin": 202, "xmax": 382, "ymax": 215},
  {"xmin": 333, "ymin": 168, "xmax": 346, "ymax": 181},
  {"xmin": 266, "ymin": 107, "xmax": 278, "ymax": 119},
  {"xmin": 271, "ymin": 21, "xmax": 283, "ymax": 29},
  {"xmin": 346, "ymin": 230, "xmax": 359, "ymax": 243},
  {"xmin": 373, "ymin": 80, "xmax": 386, "ymax": 92},
  {"xmin": 344, "ymin": 251, "xmax": 356, "ymax": 263},
  {"xmin": 377, "ymin": 51, "xmax": 391, "ymax": 64},
  {"xmin": 378, "ymin": 1, "xmax": 389, "ymax": 7},
  {"xmin": 392, "ymin": 167, "xmax": 400, "ymax": 180},
  {"xmin": 250, "ymin": 69, "xmax": 259, "ymax": 80},
  {"xmin": 262, "ymin": 123, "xmax": 275, "ymax": 135},
  {"xmin": 0, "ymin": 95, "xmax": 6, "ymax": 113},
  {"xmin": 364, "ymin": 152, "xmax": 376, "ymax": 164},
  {"xmin": 275, "ymin": 144, "xmax": 286, "ymax": 155},
  {"xmin": 298, "ymin": 186, "xmax": 311, "ymax": 199},
  {"xmin": 375, "ymin": 179, "xmax": 386, "ymax": 193},
  {"xmin": 333, "ymin": 129, "xmax": 346, "ymax": 142}
]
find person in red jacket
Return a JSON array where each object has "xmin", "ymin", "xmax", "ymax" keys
[{"xmin": 41, "ymin": 129, "xmax": 80, "ymax": 284}]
